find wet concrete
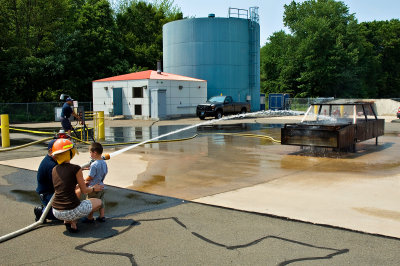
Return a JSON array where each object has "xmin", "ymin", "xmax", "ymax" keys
[
  {"xmin": 107, "ymin": 122, "xmax": 400, "ymax": 238},
  {"xmin": 0, "ymin": 166, "xmax": 183, "ymax": 221},
  {"xmin": 2, "ymin": 117, "xmax": 400, "ymax": 265},
  {"xmin": 1, "ymin": 119, "xmax": 400, "ymax": 238},
  {"xmin": 109, "ymin": 124, "xmax": 400, "ymax": 200},
  {"xmin": 122, "ymin": 124, "xmax": 284, "ymax": 199}
]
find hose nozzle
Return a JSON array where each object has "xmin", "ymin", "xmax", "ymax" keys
[{"xmin": 102, "ymin": 153, "xmax": 110, "ymax": 160}]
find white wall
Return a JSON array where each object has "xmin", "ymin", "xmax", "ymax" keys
[
  {"xmin": 370, "ymin": 99, "xmax": 399, "ymax": 116},
  {"xmin": 92, "ymin": 80, "xmax": 124, "ymax": 115},
  {"xmin": 93, "ymin": 80, "xmax": 151, "ymax": 119},
  {"xmin": 332, "ymin": 98, "xmax": 400, "ymax": 116},
  {"xmin": 124, "ymin": 80, "xmax": 151, "ymax": 118},
  {"xmin": 93, "ymin": 78, "xmax": 207, "ymax": 119},
  {"xmin": 149, "ymin": 79, "xmax": 207, "ymax": 117}
]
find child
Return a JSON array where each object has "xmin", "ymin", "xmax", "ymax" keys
[{"xmin": 83, "ymin": 142, "xmax": 108, "ymax": 223}]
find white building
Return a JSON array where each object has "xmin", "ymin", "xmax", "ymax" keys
[{"xmin": 92, "ymin": 70, "xmax": 207, "ymax": 119}]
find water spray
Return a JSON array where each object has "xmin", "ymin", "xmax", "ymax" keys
[
  {"xmin": 110, "ymin": 110, "xmax": 302, "ymax": 158},
  {"xmin": 0, "ymin": 109, "xmax": 301, "ymax": 243}
]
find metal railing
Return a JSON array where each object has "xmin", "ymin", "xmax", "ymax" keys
[{"xmin": 228, "ymin": 7, "xmax": 248, "ymax": 19}]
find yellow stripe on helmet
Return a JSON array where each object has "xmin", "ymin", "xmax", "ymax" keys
[{"xmin": 63, "ymin": 144, "xmax": 74, "ymax": 150}]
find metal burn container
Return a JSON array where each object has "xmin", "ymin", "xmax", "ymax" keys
[{"xmin": 281, "ymin": 102, "xmax": 385, "ymax": 152}]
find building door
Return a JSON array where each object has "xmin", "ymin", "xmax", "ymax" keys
[
  {"xmin": 151, "ymin": 89, "xmax": 167, "ymax": 119},
  {"xmin": 113, "ymin": 87, "xmax": 123, "ymax": 115},
  {"xmin": 157, "ymin": 90, "xmax": 166, "ymax": 118}
]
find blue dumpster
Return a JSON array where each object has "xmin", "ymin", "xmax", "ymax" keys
[{"xmin": 268, "ymin": 93, "xmax": 290, "ymax": 111}]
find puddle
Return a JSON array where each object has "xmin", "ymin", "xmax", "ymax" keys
[
  {"xmin": 106, "ymin": 125, "xmax": 197, "ymax": 143},
  {"xmin": 6, "ymin": 123, "xmax": 400, "ymax": 202},
  {"xmin": 110, "ymin": 123, "xmax": 400, "ymax": 200},
  {"xmin": 10, "ymin": 190, "xmax": 41, "ymax": 204},
  {"xmin": 353, "ymin": 207, "xmax": 400, "ymax": 222},
  {"xmin": 105, "ymin": 124, "xmax": 283, "ymax": 144}
]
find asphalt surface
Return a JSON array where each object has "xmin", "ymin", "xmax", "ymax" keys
[{"xmin": 1, "ymin": 116, "xmax": 400, "ymax": 265}]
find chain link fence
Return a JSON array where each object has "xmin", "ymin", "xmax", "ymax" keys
[
  {"xmin": 0, "ymin": 102, "xmax": 92, "ymax": 123},
  {"xmin": 265, "ymin": 96, "xmax": 400, "ymax": 114},
  {"xmin": 285, "ymin": 98, "xmax": 335, "ymax": 111},
  {"xmin": 284, "ymin": 98, "xmax": 400, "ymax": 115}
]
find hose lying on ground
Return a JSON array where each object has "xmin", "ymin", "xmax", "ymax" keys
[
  {"xmin": 0, "ymin": 137, "xmax": 55, "ymax": 152},
  {"xmin": 8, "ymin": 127, "xmax": 56, "ymax": 135},
  {"xmin": 202, "ymin": 132, "xmax": 281, "ymax": 143},
  {"xmin": 0, "ymin": 134, "xmax": 198, "ymax": 242},
  {"xmin": 0, "ymin": 159, "xmax": 94, "ymax": 243},
  {"xmin": 1, "ymin": 127, "xmax": 198, "ymax": 152},
  {"xmin": 70, "ymin": 134, "xmax": 199, "ymax": 146}
]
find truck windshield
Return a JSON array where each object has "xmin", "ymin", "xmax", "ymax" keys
[{"xmin": 207, "ymin": 96, "xmax": 225, "ymax": 103}]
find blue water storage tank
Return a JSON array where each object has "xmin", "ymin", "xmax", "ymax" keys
[{"xmin": 163, "ymin": 9, "xmax": 260, "ymax": 111}]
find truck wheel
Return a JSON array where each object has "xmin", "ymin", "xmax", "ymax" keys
[
  {"xmin": 240, "ymin": 108, "xmax": 247, "ymax": 114},
  {"xmin": 215, "ymin": 110, "xmax": 223, "ymax": 119},
  {"xmin": 199, "ymin": 116, "xmax": 205, "ymax": 120}
]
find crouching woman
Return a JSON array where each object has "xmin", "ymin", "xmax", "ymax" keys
[{"xmin": 51, "ymin": 139, "xmax": 103, "ymax": 233}]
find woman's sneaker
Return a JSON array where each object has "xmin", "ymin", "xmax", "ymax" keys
[{"xmin": 34, "ymin": 206, "xmax": 44, "ymax": 222}]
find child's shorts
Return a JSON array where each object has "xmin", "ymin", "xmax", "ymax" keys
[{"xmin": 87, "ymin": 190, "xmax": 105, "ymax": 208}]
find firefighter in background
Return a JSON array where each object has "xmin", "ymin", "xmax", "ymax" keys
[{"xmin": 60, "ymin": 97, "xmax": 82, "ymax": 136}]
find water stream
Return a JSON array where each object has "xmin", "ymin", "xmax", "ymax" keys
[{"xmin": 110, "ymin": 110, "xmax": 303, "ymax": 158}]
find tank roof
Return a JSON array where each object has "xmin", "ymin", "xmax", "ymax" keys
[{"xmin": 93, "ymin": 70, "xmax": 206, "ymax": 82}]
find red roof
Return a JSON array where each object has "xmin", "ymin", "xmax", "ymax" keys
[{"xmin": 93, "ymin": 70, "xmax": 205, "ymax": 82}]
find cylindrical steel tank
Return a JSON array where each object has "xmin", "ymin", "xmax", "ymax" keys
[{"xmin": 163, "ymin": 15, "xmax": 260, "ymax": 111}]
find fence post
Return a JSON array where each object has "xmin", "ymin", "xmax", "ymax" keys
[
  {"xmin": 1, "ymin": 114, "xmax": 10, "ymax": 148},
  {"xmin": 98, "ymin": 111, "xmax": 105, "ymax": 140}
]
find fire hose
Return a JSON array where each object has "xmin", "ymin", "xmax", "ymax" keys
[{"xmin": 0, "ymin": 156, "xmax": 107, "ymax": 243}]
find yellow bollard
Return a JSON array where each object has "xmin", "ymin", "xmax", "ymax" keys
[
  {"xmin": 1, "ymin": 114, "xmax": 10, "ymax": 148},
  {"xmin": 314, "ymin": 105, "xmax": 318, "ymax": 114},
  {"xmin": 98, "ymin": 111, "xmax": 105, "ymax": 140},
  {"xmin": 340, "ymin": 105, "xmax": 344, "ymax": 118},
  {"xmin": 314, "ymin": 105, "xmax": 318, "ymax": 118}
]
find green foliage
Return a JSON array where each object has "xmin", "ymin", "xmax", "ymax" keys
[
  {"xmin": 359, "ymin": 20, "xmax": 400, "ymax": 98},
  {"xmin": 59, "ymin": 0, "xmax": 130, "ymax": 100},
  {"xmin": 0, "ymin": 0, "xmax": 72, "ymax": 102},
  {"xmin": 116, "ymin": 0, "xmax": 182, "ymax": 70},
  {"xmin": 0, "ymin": 0, "xmax": 182, "ymax": 102},
  {"xmin": 260, "ymin": 0, "xmax": 400, "ymax": 98}
]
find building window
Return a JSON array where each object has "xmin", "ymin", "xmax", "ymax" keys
[
  {"xmin": 135, "ymin": 105, "xmax": 142, "ymax": 115},
  {"xmin": 132, "ymin": 87, "xmax": 143, "ymax": 98}
]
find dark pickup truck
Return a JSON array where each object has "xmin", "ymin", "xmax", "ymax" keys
[{"xmin": 196, "ymin": 95, "xmax": 251, "ymax": 119}]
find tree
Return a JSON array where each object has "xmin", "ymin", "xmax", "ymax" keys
[
  {"xmin": 116, "ymin": 0, "xmax": 182, "ymax": 71},
  {"xmin": 0, "ymin": 0, "xmax": 72, "ymax": 102},
  {"xmin": 260, "ymin": 31, "xmax": 300, "ymax": 95},
  {"xmin": 360, "ymin": 19, "xmax": 400, "ymax": 98},
  {"xmin": 54, "ymin": 0, "xmax": 129, "ymax": 100},
  {"xmin": 0, "ymin": 0, "xmax": 182, "ymax": 102},
  {"xmin": 283, "ymin": 0, "xmax": 365, "ymax": 98},
  {"xmin": 259, "ymin": 0, "xmax": 399, "ymax": 98}
]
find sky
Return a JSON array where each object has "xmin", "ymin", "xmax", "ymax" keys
[{"xmin": 171, "ymin": 0, "xmax": 400, "ymax": 46}]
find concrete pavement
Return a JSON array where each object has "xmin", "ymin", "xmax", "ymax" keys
[{"xmin": 1, "ymin": 164, "xmax": 400, "ymax": 265}]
